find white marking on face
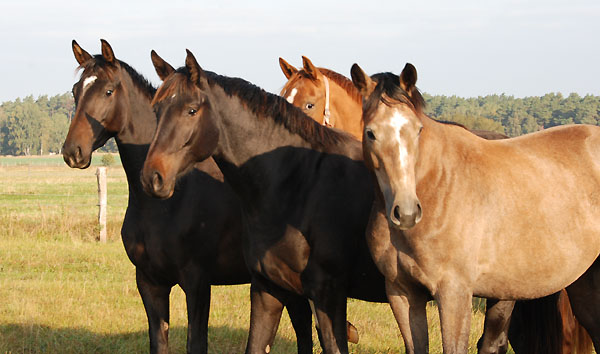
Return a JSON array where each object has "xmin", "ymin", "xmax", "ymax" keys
[
  {"xmin": 83, "ymin": 75, "xmax": 97, "ymax": 89},
  {"xmin": 286, "ymin": 88, "xmax": 297, "ymax": 104},
  {"xmin": 387, "ymin": 110, "xmax": 412, "ymax": 184},
  {"xmin": 171, "ymin": 94, "xmax": 177, "ymax": 99}
]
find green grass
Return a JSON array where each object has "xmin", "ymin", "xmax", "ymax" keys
[{"xmin": 0, "ymin": 156, "xmax": 494, "ymax": 353}]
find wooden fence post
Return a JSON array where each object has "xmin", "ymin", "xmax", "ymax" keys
[{"xmin": 96, "ymin": 167, "xmax": 107, "ymax": 243}]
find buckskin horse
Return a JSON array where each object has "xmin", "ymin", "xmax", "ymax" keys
[
  {"xmin": 281, "ymin": 57, "xmax": 592, "ymax": 354},
  {"xmin": 62, "ymin": 40, "xmax": 315, "ymax": 354},
  {"xmin": 141, "ymin": 49, "xmax": 390, "ymax": 354},
  {"xmin": 351, "ymin": 62, "xmax": 600, "ymax": 354}
]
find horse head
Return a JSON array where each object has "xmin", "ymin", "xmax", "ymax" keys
[{"xmin": 352, "ymin": 63, "xmax": 424, "ymax": 229}]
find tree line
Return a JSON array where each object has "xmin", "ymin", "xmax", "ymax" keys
[
  {"xmin": 0, "ymin": 91, "xmax": 599, "ymax": 155},
  {"xmin": 0, "ymin": 93, "xmax": 115, "ymax": 156},
  {"xmin": 424, "ymin": 92, "xmax": 600, "ymax": 137}
]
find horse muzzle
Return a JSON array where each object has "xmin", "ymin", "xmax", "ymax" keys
[
  {"xmin": 141, "ymin": 167, "xmax": 175, "ymax": 200},
  {"xmin": 389, "ymin": 199, "xmax": 422, "ymax": 230},
  {"xmin": 62, "ymin": 143, "xmax": 91, "ymax": 169}
]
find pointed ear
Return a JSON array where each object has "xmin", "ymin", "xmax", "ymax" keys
[
  {"xmin": 151, "ymin": 50, "xmax": 175, "ymax": 81},
  {"xmin": 72, "ymin": 40, "xmax": 92, "ymax": 65},
  {"xmin": 279, "ymin": 57, "xmax": 298, "ymax": 79},
  {"xmin": 351, "ymin": 63, "xmax": 376, "ymax": 98},
  {"xmin": 399, "ymin": 63, "xmax": 417, "ymax": 95},
  {"xmin": 302, "ymin": 56, "xmax": 320, "ymax": 80},
  {"xmin": 100, "ymin": 39, "xmax": 116, "ymax": 65},
  {"xmin": 185, "ymin": 49, "xmax": 207, "ymax": 89}
]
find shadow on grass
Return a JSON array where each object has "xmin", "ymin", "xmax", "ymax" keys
[{"xmin": 0, "ymin": 323, "xmax": 299, "ymax": 354}]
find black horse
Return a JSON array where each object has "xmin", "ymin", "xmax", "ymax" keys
[{"xmin": 62, "ymin": 40, "xmax": 314, "ymax": 354}]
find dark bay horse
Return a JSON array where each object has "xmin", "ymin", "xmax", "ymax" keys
[
  {"xmin": 351, "ymin": 62, "xmax": 600, "ymax": 354},
  {"xmin": 62, "ymin": 40, "xmax": 314, "ymax": 354},
  {"xmin": 281, "ymin": 58, "xmax": 589, "ymax": 354},
  {"xmin": 142, "ymin": 50, "xmax": 388, "ymax": 354}
]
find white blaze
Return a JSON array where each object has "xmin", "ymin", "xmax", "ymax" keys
[
  {"xmin": 388, "ymin": 110, "xmax": 411, "ymax": 184},
  {"xmin": 83, "ymin": 75, "xmax": 97, "ymax": 89},
  {"xmin": 286, "ymin": 88, "xmax": 298, "ymax": 104}
]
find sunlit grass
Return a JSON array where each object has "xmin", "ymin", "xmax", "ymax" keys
[{"xmin": 0, "ymin": 157, "xmax": 495, "ymax": 353}]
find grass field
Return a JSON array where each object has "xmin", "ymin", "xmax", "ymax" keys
[{"xmin": 0, "ymin": 155, "xmax": 495, "ymax": 353}]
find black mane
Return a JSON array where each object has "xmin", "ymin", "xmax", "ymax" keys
[
  {"xmin": 363, "ymin": 72, "xmax": 425, "ymax": 122},
  {"xmin": 119, "ymin": 59, "xmax": 157, "ymax": 99},
  {"xmin": 166, "ymin": 66, "xmax": 351, "ymax": 151},
  {"xmin": 363, "ymin": 72, "xmax": 469, "ymax": 131}
]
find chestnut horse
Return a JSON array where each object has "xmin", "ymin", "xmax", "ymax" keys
[
  {"xmin": 63, "ymin": 40, "xmax": 314, "ymax": 354},
  {"xmin": 281, "ymin": 58, "xmax": 591, "ymax": 354},
  {"xmin": 279, "ymin": 56, "xmax": 363, "ymax": 140},
  {"xmin": 142, "ymin": 49, "xmax": 389, "ymax": 354},
  {"xmin": 351, "ymin": 62, "xmax": 600, "ymax": 354}
]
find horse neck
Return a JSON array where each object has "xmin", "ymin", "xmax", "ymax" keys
[
  {"xmin": 416, "ymin": 116, "xmax": 481, "ymax": 193},
  {"xmin": 113, "ymin": 72, "xmax": 157, "ymax": 196},
  {"xmin": 209, "ymin": 86, "xmax": 348, "ymax": 202},
  {"xmin": 212, "ymin": 88, "xmax": 311, "ymax": 166},
  {"xmin": 328, "ymin": 81, "xmax": 363, "ymax": 140}
]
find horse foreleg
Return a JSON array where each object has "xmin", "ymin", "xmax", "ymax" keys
[
  {"xmin": 437, "ymin": 281, "xmax": 473, "ymax": 354},
  {"xmin": 477, "ymin": 299, "xmax": 514, "ymax": 354},
  {"xmin": 310, "ymin": 288, "xmax": 349, "ymax": 354},
  {"xmin": 245, "ymin": 276, "xmax": 284, "ymax": 354},
  {"xmin": 285, "ymin": 295, "xmax": 313, "ymax": 354},
  {"xmin": 136, "ymin": 268, "xmax": 172, "ymax": 354},
  {"xmin": 180, "ymin": 272, "xmax": 211, "ymax": 354},
  {"xmin": 385, "ymin": 279, "xmax": 428, "ymax": 354}
]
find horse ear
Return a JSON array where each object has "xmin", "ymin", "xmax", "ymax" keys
[
  {"xmin": 100, "ymin": 39, "xmax": 116, "ymax": 65},
  {"xmin": 185, "ymin": 49, "xmax": 208, "ymax": 89},
  {"xmin": 399, "ymin": 63, "xmax": 418, "ymax": 95},
  {"xmin": 151, "ymin": 50, "xmax": 175, "ymax": 81},
  {"xmin": 72, "ymin": 40, "xmax": 92, "ymax": 65},
  {"xmin": 302, "ymin": 56, "xmax": 320, "ymax": 80},
  {"xmin": 279, "ymin": 57, "xmax": 298, "ymax": 79},
  {"xmin": 351, "ymin": 63, "xmax": 376, "ymax": 98}
]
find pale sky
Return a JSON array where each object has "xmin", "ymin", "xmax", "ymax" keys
[{"xmin": 1, "ymin": 0, "xmax": 598, "ymax": 103}]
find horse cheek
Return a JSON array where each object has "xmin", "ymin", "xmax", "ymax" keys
[
  {"xmin": 194, "ymin": 116, "xmax": 219, "ymax": 159},
  {"xmin": 368, "ymin": 151, "xmax": 380, "ymax": 170}
]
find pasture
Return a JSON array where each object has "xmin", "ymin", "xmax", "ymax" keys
[{"xmin": 0, "ymin": 155, "xmax": 492, "ymax": 353}]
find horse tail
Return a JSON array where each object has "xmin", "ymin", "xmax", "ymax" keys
[
  {"xmin": 508, "ymin": 292, "xmax": 563, "ymax": 354},
  {"xmin": 559, "ymin": 290, "xmax": 594, "ymax": 354},
  {"xmin": 572, "ymin": 319, "xmax": 594, "ymax": 354}
]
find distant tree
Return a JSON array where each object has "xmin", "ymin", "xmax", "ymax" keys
[{"xmin": 100, "ymin": 153, "xmax": 115, "ymax": 166}]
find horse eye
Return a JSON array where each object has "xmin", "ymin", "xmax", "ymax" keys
[
  {"xmin": 366, "ymin": 130, "xmax": 376, "ymax": 141},
  {"xmin": 306, "ymin": 103, "xmax": 315, "ymax": 110},
  {"xmin": 189, "ymin": 108, "xmax": 197, "ymax": 116},
  {"xmin": 106, "ymin": 89, "xmax": 113, "ymax": 96},
  {"xmin": 418, "ymin": 126, "xmax": 423, "ymax": 135}
]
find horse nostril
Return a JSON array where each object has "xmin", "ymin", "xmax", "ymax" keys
[
  {"xmin": 152, "ymin": 171, "xmax": 164, "ymax": 191},
  {"xmin": 75, "ymin": 146, "xmax": 82, "ymax": 163},
  {"xmin": 393, "ymin": 205, "xmax": 401, "ymax": 221},
  {"xmin": 415, "ymin": 202, "xmax": 423, "ymax": 223}
]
